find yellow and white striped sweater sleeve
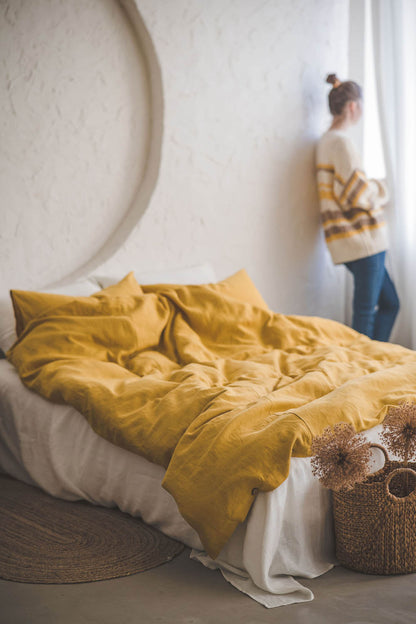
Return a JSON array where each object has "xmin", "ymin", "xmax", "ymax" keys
[
  {"xmin": 321, "ymin": 135, "xmax": 388, "ymax": 210},
  {"xmin": 316, "ymin": 133, "xmax": 389, "ymax": 255}
]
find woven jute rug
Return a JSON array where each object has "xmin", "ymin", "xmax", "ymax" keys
[{"xmin": 0, "ymin": 474, "xmax": 184, "ymax": 584}]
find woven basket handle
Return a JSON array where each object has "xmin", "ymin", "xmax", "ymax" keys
[
  {"xmin": 369, "ymin": 443, "xmax": 389, "ymax": 466},
  {"xmin": 384, "ymin": 467, "xmax": 416, "ymax": 501}
]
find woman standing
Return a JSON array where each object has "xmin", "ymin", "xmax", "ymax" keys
[{"xmin": 316, "ymin": 74, "xmax": 399, "ymax": 342}]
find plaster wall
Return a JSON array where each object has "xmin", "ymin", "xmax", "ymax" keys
[
  {"xmin": 0, "ymin": 0, "xmax": 151, "ymax": 290},
  {"xmin": 1, "ymin": 0, "xmax": 350, "ymax": 321},
  {"xmin": 107, "ymin": 0, "xmax": 350, "ymax": 319}
]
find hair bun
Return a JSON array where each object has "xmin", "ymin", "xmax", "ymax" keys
[{"xmin": 326, "ymin": 74, "xmax": 338, "ymax": 85}]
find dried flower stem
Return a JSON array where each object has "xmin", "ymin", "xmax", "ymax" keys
[
  {"xmin": 311, "ymin": 423, "xmax": 371, "ymax": 492},
  {"xmin": 380, "ymin": 402, "xmax": 416, "ymax": 465}
]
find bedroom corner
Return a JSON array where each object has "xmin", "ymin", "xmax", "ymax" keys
[{"xmin": 1, "ymin": 1, "xmax": 416, "ymax": 623}]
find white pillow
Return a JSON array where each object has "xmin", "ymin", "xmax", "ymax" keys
[
  {"xmin": 0, "ymin": 278, "xmax": 100, "ymax": 353},
  {"xmin": 93, "ymin": 262, "xmax": 217, "ymax": 289}
]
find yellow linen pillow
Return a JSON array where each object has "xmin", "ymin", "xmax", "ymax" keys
[
  {"xmin": 209, "ymin": 269, "xmax": 270, "ymax": 310},
  {"xmin": 10, "ymin": 291, "xmax": 74, "ymax": 338},
  {"xmin": 92, "ymin": 271, "xmax": 143, "ymax": 298},
  {"xmin": 141, "ymin": 269, "xmax": 269, "ymax": 311},
  {"xmin": 10, "ymin": 272, "xmax": 143, "ymax": 338}
]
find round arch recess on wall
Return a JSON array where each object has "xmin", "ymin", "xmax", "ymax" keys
[
  {"xmin": 58, "ymin": 0, "xmax": 164, "ymax": 285},
  {"xmin": 0, "ymin": 0, "xmax": 163, "ymax": 290},
  {"xmin": 63, "ymin": 0, "xmax": 164, "ymax": 284}
]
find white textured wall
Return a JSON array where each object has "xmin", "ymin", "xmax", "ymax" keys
[
  {"xmin": 0, "ymin": 0, "xmax": 151, "ymax": 289},
  {"xmin": 1, "ymin": 0, "xmax": 350, "ymax": 321},
  {"xmin": 108, "ymin": 0, "xmax": 350, "ymax": 319}
]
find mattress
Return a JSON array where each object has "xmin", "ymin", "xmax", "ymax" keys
[{"xmin": 0, "ymin": 358, "xmax": 382, "ymax": 607}]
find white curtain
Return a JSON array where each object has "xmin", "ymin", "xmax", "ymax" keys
[{"xmin": 371, "ymin": 0, "xmax": 416, "ymax": 348}]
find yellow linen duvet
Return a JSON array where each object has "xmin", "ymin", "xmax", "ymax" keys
[{"xmin": 7, "ymin": 271, "xmax": 416, "ymax": 558}]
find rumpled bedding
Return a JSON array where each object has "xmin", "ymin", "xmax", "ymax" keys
[{"xmin": 7, "ymin": 271, "xmax": 416, "ymax": 558}]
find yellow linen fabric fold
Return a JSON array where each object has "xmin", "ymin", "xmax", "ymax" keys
[{"xmin": 7, "ymin": 272, "xmax": 416, "ymax": 558}]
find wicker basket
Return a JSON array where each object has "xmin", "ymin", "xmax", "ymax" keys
[{"xmin": 332, "ymin": 444, "xmax": 416, "ymax": 575}]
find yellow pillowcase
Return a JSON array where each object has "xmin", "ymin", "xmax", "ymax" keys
[
  {"xmin": 10, "ymin": 272, "xmax": 143, "ymax": 338},
  {"xmin": 209, "ymin": 269, "xmax": 270, "ymax": 310},
  {"xmin": 141, "ymin": 269, "xmax": 269, "ymax": 311},
  {"xmin": 92, "ymin": 271, "xmax": 143, "ymax": 298},
  {"xmin": 10, "ymin": 291, "xmax": 72, "ymax": 338}
]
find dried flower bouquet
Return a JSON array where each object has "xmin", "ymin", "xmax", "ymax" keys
[
  {"xmin": 311, "ymin": 402, "xmax": 416, "ymax": 492},
  {"xmin": 311, "ymin": 402, "xmax": 416, "ymax": 575}
]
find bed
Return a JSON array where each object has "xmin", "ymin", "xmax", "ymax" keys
[{"xmin": 1, "ymin": 263, "xmax": 415, "ymax": 608}]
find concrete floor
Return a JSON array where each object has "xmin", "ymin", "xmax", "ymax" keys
[{"xmin": 1, "ymin": 548, "xmax": 415, "ymax": 624}]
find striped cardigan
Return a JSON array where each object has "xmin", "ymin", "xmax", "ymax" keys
[{"xmin": 315, "ymin": 130, "xmax": 389, "ymax": 264}]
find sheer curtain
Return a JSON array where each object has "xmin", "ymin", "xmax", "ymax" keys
[{"xmin": 371, "ymin": 0, "xmax": 416, "ymax": 348}]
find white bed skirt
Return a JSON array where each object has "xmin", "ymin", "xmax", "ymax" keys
[{"xmin": 1, "ymin": 359, "xmax": 371, "ymax": 607}]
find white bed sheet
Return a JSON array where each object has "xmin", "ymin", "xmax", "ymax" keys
[{"xmin": 1, "ymin": 358, "xmax": 375, "ymax": 608}]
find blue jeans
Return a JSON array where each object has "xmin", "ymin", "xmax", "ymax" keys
[{"xmin": 344, "ymin": 252, "xmax": 400, "ymax": 342}]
